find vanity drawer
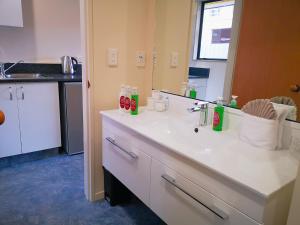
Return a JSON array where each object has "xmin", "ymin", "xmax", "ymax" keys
[
  {"xmin": 102, "ymin": 128, "xmax": 151, "ymax": 205},
  {"xmin": 150, "ymin": 158, "xmax": 261, "ymax": 225}
]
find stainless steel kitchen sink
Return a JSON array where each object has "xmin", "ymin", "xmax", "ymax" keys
[{"xmin": 4, "ymin": 73, "xmax": 46, "ymax": 79}]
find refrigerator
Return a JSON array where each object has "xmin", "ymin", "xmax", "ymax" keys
[{"xmin": 60, "ymin": 82, "xmax": 83, "ymax": 155}]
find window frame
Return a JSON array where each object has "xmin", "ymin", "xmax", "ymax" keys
[{"xmin": 196, "ymin": 0, "xmax": 234, "ymax": 61}]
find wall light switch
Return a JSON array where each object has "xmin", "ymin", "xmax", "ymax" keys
[
  {"xmin": 136, "ymin": 51, "xmax": 146, "ymax": 67},
  {"xmin": 170, "ymin": 52, "xmax": 179, "ymax": 67},
  {"xmin": 153, "ymin": 50, "xmax": 157, "ymax": 65},
  {"xmin": 107, "ymin": 48, "xmax": 118, "ymax": 66}
]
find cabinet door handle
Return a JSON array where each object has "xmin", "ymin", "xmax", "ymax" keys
[
  {"xmin": 105, "ymin": 137, "xmax": 138, "ymax": 159},
  {"xmin": 161, "ymin": 174, "xmax": 228, "ymax": 220},
  {"xmin": 21, "ymin": 86, "xmax": 24, "ymax": 100},
  {"xmin": 9, "ymin": 87, "xmax": 13, "ymax": 101}
]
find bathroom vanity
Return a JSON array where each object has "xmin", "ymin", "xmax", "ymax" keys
[{"xmin": 101, "ymin": 95, "xmax": 299, "ymax": 225}]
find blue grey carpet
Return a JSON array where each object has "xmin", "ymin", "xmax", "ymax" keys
[{"xmin": 0, "ymin": 154, "xmax": 165, "ymax": 225}]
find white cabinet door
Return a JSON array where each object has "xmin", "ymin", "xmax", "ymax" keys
[
  {"xmin": 17, "ymin": 83, "xmax": 61, "ymax": 153},
  {"xmin": 150, "ymin": 159, "xmax": 260, "ymax": 225},
  {"xmin": 0, "ymin": 84, "xmax": 22, "ymax": 157},
  {"xmin": 0, "ymin": 0, "xmax": 23, "ymax": 27}
]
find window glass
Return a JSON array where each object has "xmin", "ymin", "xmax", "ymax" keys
[{"xmin": 199, "ymin": 0, "xmax": 235, "ymax": 60}]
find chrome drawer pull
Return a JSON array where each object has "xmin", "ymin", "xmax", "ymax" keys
[
  {"xmin": 21, "ymin": 86, "xmax": 24, "ymax": 100},
  {"xmin": 161, "ymin": 174, "xmax": 228, "ymax": 220},
  {"xmin": 9, "ymin": 87, "xmax": 13, "ymax": 100},
  {"xmin": 105, "ymin": 137, "xmax": 138, "ymax": 159}
]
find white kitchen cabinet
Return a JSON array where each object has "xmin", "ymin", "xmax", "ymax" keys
[
  {"xmin": 0, "ymin": 82, "xmax": 61, "ymax": 158},
  {"xmin": 0, "ymin": 0, "xmax": 23, "ymax": 27},
  {"xmin": 18, "ymin": 83, "xmax": 61, "ymax": 153},
  {"xmin": 0, "ymin": 84, "xmax": 22, "ymax": 157}
]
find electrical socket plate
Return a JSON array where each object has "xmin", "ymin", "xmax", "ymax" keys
[
  {"xmin": 170, "ymin": 52, "xmax": 179, "ymax": 67},
  {"xmin": 107, "ymin": 48, "xmax": 118, "ymax": 66},
  {"xmin": 136, "ymin": 51, "xmax": 146, "ymax": 67}
]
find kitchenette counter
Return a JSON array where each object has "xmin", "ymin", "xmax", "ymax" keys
[
  {"xmin": 0, "ymin": 63, "xmax": 82, "ymax": 83},
  {"xmin": 0, "ymin": 74, "xmax": 82, "ymax": 83}
]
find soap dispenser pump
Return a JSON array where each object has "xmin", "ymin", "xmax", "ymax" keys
[{"xmin": 230, "ymin": 95, "xmax": 238, "ymax": 108}]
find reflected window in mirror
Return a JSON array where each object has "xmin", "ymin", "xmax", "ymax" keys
[{"xmin": 197, "ymin": 0, "xmax": 235, "ymax": 60}]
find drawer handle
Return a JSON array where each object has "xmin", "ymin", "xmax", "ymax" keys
[
  {"xmin": 161, "ymin": 174, "xmax": 228, "ymax": 220},
  {"xmin": 21, "ymin": 86, "xmax": 24, "ymax": 100},
  {"xmin": 9, "ymin": 87, "xmax": 13, "ymax": 101},
  {"xmin": 105, "ymin": 137, "xmax": 138, "ymax": 160}
]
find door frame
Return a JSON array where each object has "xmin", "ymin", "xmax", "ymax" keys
[
  {"xmin": 223, "ymin": 0, "xmax": 243, "ymax": 102},
  {"xmin": 80, "ymin": 0, "xmax": 95, "ymax": 201}
]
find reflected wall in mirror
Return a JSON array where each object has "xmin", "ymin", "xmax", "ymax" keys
[{"xmin": 152, "ymin": 0, "xmax": 300, "ymax": 122}]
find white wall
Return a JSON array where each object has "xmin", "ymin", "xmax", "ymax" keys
[
  {"xmin": 85, "ymin": 0, "xmax": 154, "ymax": 200},
  {"xmin": 190, "ymin": 60, "xmax": 227, "ymax": 102},
  {"xmin": 0, "ymin": 0, "xmax": 81, "ymax": 63}
]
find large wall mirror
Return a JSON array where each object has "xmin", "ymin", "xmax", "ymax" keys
[{"xmin": 152, "ymin": 0, "xmax": 300, "ymax": 122}]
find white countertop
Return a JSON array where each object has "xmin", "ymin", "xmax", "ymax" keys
[{"xmin": 101, "ymin": 109, "xmax": 299, "ymax": 198}]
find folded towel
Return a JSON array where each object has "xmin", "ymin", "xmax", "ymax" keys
[
  {"xmin": 270, "ymin": 96, "xmax": 297, "ymax": 121},
  {"xmin": 239, "ymin": 103, "xmax": 293, "ymax": 150},
  {"xmin": 272, "ymin": 102, "xmax": 296, "ymax": 121},
  {"xmin": 239, "ymin": 113, "xmax": 279, "ymax": 150},
  {"xmin": 272, "ymin": 103, "xmax": 295, "ymax": 149}
]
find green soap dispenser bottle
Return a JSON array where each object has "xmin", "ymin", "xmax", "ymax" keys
[
  {"xmin": 130, "ymin": 87, "xmax": 139, "ymax": 115},
  {"xmin": 189, "ymin": 86, "xmax": 197, "ymax": 99},
  {"xmin": 213, "ymin": 97, "xmax": 224, "ymax": 131}
]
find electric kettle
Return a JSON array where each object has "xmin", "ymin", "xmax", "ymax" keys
[{"xmin": 61, "ymin": 56, "xmax": 78, "ymax": 74}]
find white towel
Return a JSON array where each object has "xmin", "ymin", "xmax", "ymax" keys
[
  {"xmin": 272, "ymin": 103, "xmax": 295, "ymax": 149},
  {"xmin": 239, "ymin": 113, "xmax": 279, "ymax": 150},
  {"xmin": 272, "ymin": 102, "xmax": 296, "ymax": 120},
  {"xmin": 239, "ymin": 103, "xmax": 293, "ymax": 150}
]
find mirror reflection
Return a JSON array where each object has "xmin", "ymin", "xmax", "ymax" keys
[{"xmin": 152, "ymin": 0, "xmax": 300, "ymax": 122}]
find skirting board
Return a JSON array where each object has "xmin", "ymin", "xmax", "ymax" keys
[{"xmin": 95, "ymin": 191, "xmax": 105, "ymax": 201}]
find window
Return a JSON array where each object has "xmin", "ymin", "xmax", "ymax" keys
[{"xmin": 197, "ymin": 0, "xmax": 235, "ymax": 60}]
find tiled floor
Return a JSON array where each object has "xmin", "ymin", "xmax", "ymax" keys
[{"xmin": 0, "ymin": 153, "xmax": 165, "ymax": 225}]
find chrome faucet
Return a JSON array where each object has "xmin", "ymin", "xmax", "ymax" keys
[
  {"xmin": 0, "ymin": 60, "xmax": 24, "ymax": 78},
  {"xmin": 188, "ymin": 101, "xmax": 209, "ymax": 127}
]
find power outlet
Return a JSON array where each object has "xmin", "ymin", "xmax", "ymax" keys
[
  {"xmin": 170, "ymin": 52, "xmax": 179, "ymax": 67},
  {"xmin": 107, "ymin": 48, "xmax": 118, "ymax": 67},
  {"xmin": 136, "ymin": 51, "xmax": 146, "ymax": 67}
]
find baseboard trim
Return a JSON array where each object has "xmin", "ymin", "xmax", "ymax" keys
[{"xmin": 94, "ymin": 191, "xmax": 104, "ymax": 201}]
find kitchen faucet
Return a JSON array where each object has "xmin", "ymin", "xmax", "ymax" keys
[
  {"xmin": 188, "ymin": 100, "xmax": 209, "ymax": 127},
  {"xmin": 0, "ymin": 60, "xmax": 24, "ymax": 78}
]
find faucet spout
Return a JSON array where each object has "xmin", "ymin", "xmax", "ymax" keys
[
  {"xmin": 188, "ymin": 101, "xmax": 209, "ymax": 127},
  {"xmin": 4, "ymin": 60, "xmax": 24, "ymax": 74},
  {"xmin": 0, "ymin": 60, "xmax": 24, "ymax": 78}
]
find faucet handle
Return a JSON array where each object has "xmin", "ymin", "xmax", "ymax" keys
[{"xmin": 194, "ymin": 100, "xmax": 209, "ymax": 108}]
